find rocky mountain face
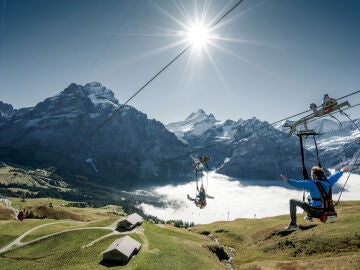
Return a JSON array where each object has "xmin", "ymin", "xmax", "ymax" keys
[
  {"xmin": 305, "ymin": 119, "xmax": 360, "ymax": 173},
  {"xmin": 0, "ymin": 82, "xmax": 192, "ymax": 189},
  {"xmin": 2, "ymin": 86, "xmax": 358, "ymax": 191},
  {"xmin": 0, "ymin": 101, "xmax": 16, "ymax": 121},
  {"xmin": 166, "ymin": 109, "xmax": 235, "ymax": 168},
  {"xmin": 166, "ymin": 110, "xmax": 360, "ymax": 180}
]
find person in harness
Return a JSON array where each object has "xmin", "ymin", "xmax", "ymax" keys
[
  {"xmin": 187, "ymin": 155, "xmax": 211, "ymax": 209},
  {"xmin": 187, "ymin": 184, "xmax": 207, "ymax": 209},
  {"xmin": 280, "ymin": 166, "xmax": 348, "ymax": 231}
]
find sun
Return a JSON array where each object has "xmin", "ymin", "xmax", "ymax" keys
[{"xmin": 186, "ymin": 23, "xmax": 212, "ymax": 49}]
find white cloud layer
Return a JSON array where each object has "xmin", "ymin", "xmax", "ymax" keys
[{"xmin": 139, "ymin": 171, "xmax": 360, "ymax": 224}]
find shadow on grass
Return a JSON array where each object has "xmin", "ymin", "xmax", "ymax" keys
[
  {"xmin": 115, "ymin": 227, "xmax": 131, "ymax": 233},
  {"xmin": 99, "ymin": 259, "xmax": 128, "ymax": 267},
  {"xmin": 277, "ymin": 224, "xmax": 317, "ymax": 236},
  {"xmin": 299, "ymin": 224, "xmax": 317, "ymax": 231}
]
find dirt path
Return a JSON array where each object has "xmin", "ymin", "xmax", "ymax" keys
[
  {"xmin": 136, "ymin": 227, "xmax": 148, "ymax": 251},
  {"xmin": 0, "ymin": 221, "xmax": 64, "ymax": 253},
  {"xmin": 0, "ymin": 216, "xmax": 136, "ymax": 254}
]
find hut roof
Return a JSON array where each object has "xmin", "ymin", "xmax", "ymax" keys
[
  {"xmin": 103, "ymin": 235, "xmax": 141, "ymax": 258},
  {"xmin": 126, "ymin": 213, "xmax": 143, "ymax": 225}
]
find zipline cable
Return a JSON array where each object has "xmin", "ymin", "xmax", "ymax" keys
[
  {"xmin": 212, "ymin": 0, "xmax": 244, "ymax": 27},
  {"xmin": 334, "ymin": 110, "xmax": 360, "ymax": 206},
  {"xmin": 337, "ymin": 90, "xmax": 360, "ymax": 102},
  {"xmin": 80, "ymin": 1, "xmax": 139, "ymax": 83},
  {"xmin": 77, "ymin": 44, "xmax": 190, "ymax": 148},
  {"xmin": 335, "ymin": 150, "xmax": 360, "ymax": 206},
  {"xmin": 76, "ymin": 0, "xmax": 246, "ymax": 149}
]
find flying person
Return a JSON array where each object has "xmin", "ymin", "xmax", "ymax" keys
[
  {"xmin": 188, "ymin": 154, "xmax": 212, "ymax": 209},
  {"xmin": 187, "ymin": 184, "xmax": 207, "ymax": 209},
  {"xmin": 280, "ymin": 166, "xmax": 348, "ymax": 231}
]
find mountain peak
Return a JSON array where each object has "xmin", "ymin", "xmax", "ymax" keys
[
  {"xmin": 185, "ymin": 109, "xmax": 213, "ymax": 122},
  {"xmin": 83, "ymin": 82, "xmax": 119, "ymax": 108},
  {"xmin": 0, "ymin": 101, "xmax": 16, "ymax": 118},
  {"xmin": 166, "ymin": 109, "xmax": 219, "ymax": 139}
]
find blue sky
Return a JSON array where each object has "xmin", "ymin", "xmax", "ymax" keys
[{"xmin": 0, "ymin": 0, "xmax": 359, "ymax": 124}]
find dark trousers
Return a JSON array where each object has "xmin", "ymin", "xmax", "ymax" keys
[{"xmin": 289, "ymin": 199, "xmax": 323, "ymax": 224}]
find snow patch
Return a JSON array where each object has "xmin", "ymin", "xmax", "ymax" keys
[
  {"xmin": 83, "ymin": 82, "xmax": 119, "ymax": 108},
  {"xmin": 86, "ymin": 158, "xmax": 99, "ymax": 173},
  {"xmin": 89, "ymin": 113, "xmax": 100, "ymax": 118},
  {"xmin": 166, "ymin": 109, "xmax": 219, "ymax": 138}
]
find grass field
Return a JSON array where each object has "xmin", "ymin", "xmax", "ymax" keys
[
  {"xmin": 129, "ymin": 222, "xmax": 227, "ymax": 270},
  {"xmin": 190, "ymin": 201, "xmax": 360, "ymax": 269},
  {"xmin": 0, "ymin": 165, "xmax": 71, "ymax": 194},
  {"xmin": 0, "ymin": 196, "xmax": 229, "ymax": 269},
  {"xmin": 0, "ymin": 197, "xmax": 124, "ymax": 247},
  {"xmin": 0, "ymin": 229, "xmax": 112, "ymax": 270},
  {"xmin": 0, "ymin": 222, "xmax": 228, "ymax": 269},
  {"xmin": 1, "ymin": 198, "xmax": 359, "ymax": 269},
  {"xmin": 0, "ymin": 219, "xmax": 58, "ymax": 248}
]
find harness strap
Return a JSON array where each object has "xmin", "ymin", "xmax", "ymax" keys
[
  {"xmin": 299, "ymin": 135, "xmax": 309, "ymax": 180},
  {"xmin": 298, "ymin": 134, "xmax": 309, "ymax": 202},
  {"xmin": 313, "ymin": 135, "xmax": 322, "ymax": 168},
  {"xmin": 312, "ymin": 180, "xmax": 334, "ymax": 212},
  {"xmin": 315, "ymin": 180, "xmax": 332, "ymax": 199}
]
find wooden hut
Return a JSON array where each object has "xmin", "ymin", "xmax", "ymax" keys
[
  {"xmin": 117, "ymin": 213, "xmax": 143, "ymax": 230},
  {"xmin": 102, "ymin": 235, "xmax": 141, "ymax": 263}
]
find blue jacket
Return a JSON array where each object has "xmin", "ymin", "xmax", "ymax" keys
[
  {"xmin": 196, "ymin": 192, "xmax": 206, "ymax": 201},
  {"xmin": 288, "ymin": 171, "xmax": 343, "ymax": 207}
]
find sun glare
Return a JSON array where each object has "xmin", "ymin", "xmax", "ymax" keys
[{"xmin": 186, "ymin": 23, "xmax": 211, "ymax": 49}]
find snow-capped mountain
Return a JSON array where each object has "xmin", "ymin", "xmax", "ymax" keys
[
  {"xmin": 166, "ymin": 109, "xmax": 219, "ymax": 143},
  {"xmin": 83, "ymin": 82, "xmax": 119, "ymax": 108},
  {"xmin": 0, "ymin": 82, "xmax": 191, "ymax": 188},
  {"xmin": 305, "ymin": 119, "xmax": 360, "ymax": 171},
  {"xmin": 1, "ymin": 86, "xmax": 358, "ymax": 188},
  {"xmin": 167, "ymin": 111, "xmax": 360, "ymax": 179},
  {"xmin": 275, "ymin": 118, "xmax": 358, "ymax": 135},
  {"xmin": 167, "ymin": 112, "xmax": 304, "ymax": 179},
  {"xmin": 167, "ymin": 110, "xmax": 242, "ymax": 168},
  {"xmin": 286, "ymin": 118, "xmax": 360, "ymax": 148}
]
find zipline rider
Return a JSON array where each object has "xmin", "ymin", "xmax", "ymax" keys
[{"xmin": 280, "ymin": 166, "xmax": 348, "ymax": 231}]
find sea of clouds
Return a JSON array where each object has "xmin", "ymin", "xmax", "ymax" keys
[{"xmin": 139, "ymin": 171, "xmax": 360, "ymax": 224}]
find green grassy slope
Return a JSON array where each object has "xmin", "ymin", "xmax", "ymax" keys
[
  {"xmin": 0, "ymin": 198, "xmax": 227, "ymax": 269},
  {"xmin": 0, "ymin": 164, "xmax": 72, "ymax": 194},
  {"xmin": 0, "ymin": 197, "xmax": 123, "ymax": 247},
  {"xmin": 0, "ymin": 229, "xmax": 111, "ymax": 270},
  {"xmin": 0, "ymin": 222, "xmax": 227, "ymax": 270},
  {"xmin": 190, "ymin": 201, "xmax": 360, "ymax": 269},
  {"xmin": 131, "ymin": 222, "xmax": 226, "ymax": 270},
  {"xmin": 1, "ymin": 200, "xmax": 359, "ymax": 270}
]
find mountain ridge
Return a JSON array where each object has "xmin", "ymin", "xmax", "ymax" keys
[
  {"xmin": 1, "ymin": 83, "xmax": 359, "ymax": 196},
  {"xmin": 0, "ymin": 82, "xmax": 192, "ymax": 190},
  {"xmin": 166, "ymin": 109, "xmax": 360, "ymax": 177}
]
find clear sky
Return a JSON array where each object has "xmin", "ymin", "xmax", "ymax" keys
[{"xmin": 1, "ymin": 0, "xmax": 359, "ymax": 124}]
